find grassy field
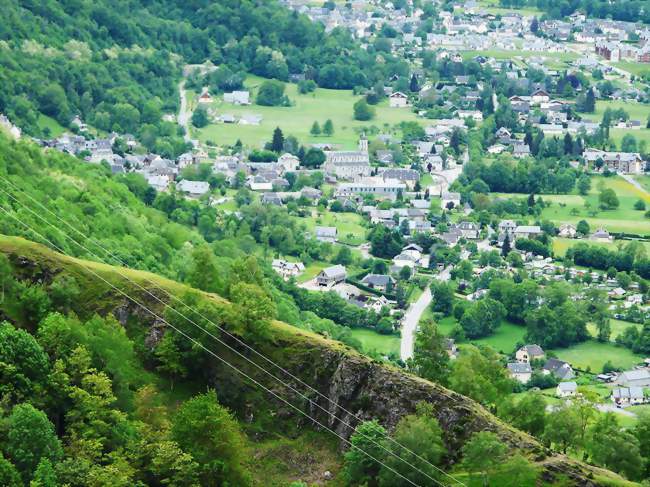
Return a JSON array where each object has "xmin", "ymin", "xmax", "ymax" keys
[
  {"xmin": 551, "ymin": 340, "xmax": 644, "ymax": 372},
  {"xmin": 539, "ymin": 175, "xmax": 650, "ymax": 234},
  {"xmin": 634, "ymin": 175, "xmax": 650, "ymax": 193},
  {"xmin": 294, "ymin": 210, "xmax": 368, "ymax": 246},
  {"xmin": 37, "ymin": 114, "xmax": 66, "ymax": 137},
  {"xmin": 193, "ymin": 75, "xmax": 422, "ymax": 149},
  {"xmin": 597, "ymin": 319, "xmax": 643, "ymax": 341},
  {"xmin": 434, "ymin": 314, "xmax": 526, "ymax": 354},
  {"xmin": 552, "ymin": 237, "xmax": 650, "ymax": 257},
  {"xmin": 593, "ymin": 100, "xmax": 650, "ymax": 148},
  {"xmin": 612, "ymin": 61, "xmax": 650, "ymax": 78},
  {"xmin": 349, "ymin": 328, "xmax": 401, "ymax": 356}
]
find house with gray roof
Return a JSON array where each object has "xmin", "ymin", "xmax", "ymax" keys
[
  {"xmin": 176, "ymin": 180, "xmax": 210, "ymax": 197},
  {"xmin": 360, "ymin": 274, "xmax": 395, "ymax": 292},
  {"xmin": 317, "ymin": 265, "xmax": 347, "ymax": 286},
  {"xmin": 315, "ymin": 226, "xmax": 338, "ymax": 243},
  {"xmin": 612, "ymin": 386, "xmax": 646, "ymax": 406},
  {"xmin": 617, "ymin": 369, "xmax": 650, "ymax": 387},
  {"xmin": 507, "ymin": 362, "xmax": 532, "ymax": 383},
  {"xmin": 516, "ymin": 345, "xmax": 545, "ymax": 363},
  {"xmin": 556, "ymin": 381, "xmax": 578, "ymax": 398},
  {"xmin": 544, "ymin": 358, "xmax": 575, "ymax": 380}
]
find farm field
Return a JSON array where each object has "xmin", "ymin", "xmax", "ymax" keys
[
  {"xmin": 349, "ymin": 328, "xmax": 401, "ymax": 356},
  {"xmin": 193, "ymin": 75, "xmax": 422, "ymax": 149},
  {"xmin": 550, "ymin": 340, "xmax": 644, "ymax": 372}
]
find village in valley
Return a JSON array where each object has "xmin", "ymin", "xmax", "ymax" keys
[{"xmin": 6, "ymin": 0, "xmax": 650, "ymax": 431}]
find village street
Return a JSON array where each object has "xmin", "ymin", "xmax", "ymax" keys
[{"xmin": 400, "ymin": 263, "xmax": 454, "ymax": 361}]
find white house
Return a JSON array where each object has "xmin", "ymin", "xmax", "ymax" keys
[
  {"xmin": 317, "ymin": 265, "xmax": 347, "ymax": 286},
  {"xmin": 531, "ymin": 89, "xmax": 550, "ymax": 105},
  {"xmin": 176, "ymin": 180, "xmax": 210, "ymax": 197},
  {"xmin": 223, "ymin": 91, "xmax": 250, "ymax": 105},
  {"xmin": 441, "ymin": 191, "xmax": 461, "ymax": 210},
  {"xmin": 514, "ymin": 225, "xmax": 542, "ymax": 240},
  {"xmin": 389, "ymin": 91, "xmax": 409, "ymax": 108},
  {"xmin": 558, "ymin": 223, "xmax": 577, "ymax": 238},
  {"xmin": 272, "ymin": 259, "xmax": 305, "ymax": 280},
  {"xmin": 612, "ymin": 387, "xmax": 646, "ymax": 406},
  {"xmin": 556, "ymin": 381, "xmax": 578, "ymax": 398},
  {"xmin": 507, "ymin": 362, "xmax": 532, "ymax": 383},
  {"xmin": 315, "ymin": 226, "xmax": 337, "ymax": 243},
  {"xmin": 278, "ymin": 153, "xmax": 300, "ymax": 172}
]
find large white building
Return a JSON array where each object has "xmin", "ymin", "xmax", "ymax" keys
[
  {"xmin": 322, "ymin": 151, "xmax": 371, "ymax": 179},
  {"xmin": 337, "ymin": 177, "xmax": 406, "ymax": 201}
]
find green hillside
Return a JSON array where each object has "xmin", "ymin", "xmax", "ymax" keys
[{"xmin": 0, "ymin": 234, "xmax": 635, "ymax": 486}]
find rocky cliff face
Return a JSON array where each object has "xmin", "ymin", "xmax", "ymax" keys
[{"xmin": 2, "ymin": 239, "xmax": 632, "ymax": 486}]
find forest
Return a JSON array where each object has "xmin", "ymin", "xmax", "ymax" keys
[
  {"xmin": 498, "ymin": 0, "xmax": 650, "ymax": 23},
  {"xmin": 0, "ymin": 0, "xmax": 405, "ymax": 145}
]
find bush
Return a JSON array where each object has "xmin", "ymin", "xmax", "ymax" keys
[
  {"xmin": 297, "ymin": 79, "xmax": 317, "ymax": 94},
  {"xmin": 256, "ymin": 80, "xmax": 289, "ymax": 106},
  {"xmin": 353, "ymin": 99, "xmax": 375, "ymax": 121}
]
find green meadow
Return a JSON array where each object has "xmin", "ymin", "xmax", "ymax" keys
[
  {"xmin": 550, "ymin": 340, "xmax": 644, "ymax": 372},
  {"xmin": 539, "ymin": 176, "xmax": 650, "ymax": 234},
  {"xmin": 294, "ymin": 210, "xmax": 368, "ymax": 246},
  {"xmin": 349, "ymin": 328, "xmax": 401, "ymax": 357},
  {"xmin": 192, "ymin": 75, "xmax": 422, "ymax": 150},
  {"xmin": 594, "ymin": 100, "xmax": 650, "ymax": 148}
]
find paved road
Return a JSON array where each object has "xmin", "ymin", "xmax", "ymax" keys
[
  {"xmin": 620, "ymin": 173, "xmax": 648, "ymax": 195},
  {"xmin": 178, "ymin": 80, "xmax": 191, "ymax": 143},
  {"xmin": 597, "ymin": 403, "xmax": 638, "ymax": 418},
  {"xmin": 399, "ymin": 263, "xmax": 454, "ymax": 361},
  {"xmin": 400, "ymin": 286, "xmax": 432, "ymax": 362}
]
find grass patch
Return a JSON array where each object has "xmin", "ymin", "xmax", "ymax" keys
[
  {"xmin": 37, "ymin": 114, "xmax": 65, "ymax": 137},
  {"xmin": 587, "ymin": 319, "xmax": 642, "ymax": 342},
  {"xmin": 612, "ymin": 61, "xmax": 650, "ymax": 77},
  {"xmin": 349, "ymin": 328, "xmax": 400, "ymax": 356},
  {"xmin": 294, "ymin": 210, "xmax": 368, "ymax": 245},
  {"xmin": 550, "ymin": 340, "xmax": 644, "ymax": 373},
  {"xmin": 249, "ymin": 431, "xmax": 343, "ymax": 486},
  {"xmin": 535, "ymin": 175, "xmax": 650, "ymax": 234},
  {"xmin": 194, "ymin": 74, "xmax": 422, "ymax": 149},
  {"xmin": 434, "ymin": 314, "xmax": 526, "ymax": 354}
]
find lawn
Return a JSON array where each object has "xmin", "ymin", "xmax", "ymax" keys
[
  {"xmin": 349, "ymin": 328, "xmax": 401, "ymax": 356},
  {"xmin": 297, "ymin": 261, "xmax": 329, "ymax": 283},
  {"xmin": 434, "ymin": 314, "xmax": 526, "ymax": 354},
  {"xmin": 460, "ymin": 50, "xmax": 578, "ymax": 64},
  {"xmin": 193, "ymin": 75, "xmax": 422, "ymax": 149},
  {"xmin": 294, "ymin": 210, "xmax": 368, "ymax": 245},
  {"xmin": 550, "ymin": 340, "xmax": 644, "ymax": 373}
]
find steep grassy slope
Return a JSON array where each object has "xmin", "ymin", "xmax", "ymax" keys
[{"xmin": 0, "ymin": 235, "xmax": 635, "ymax": 486}]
